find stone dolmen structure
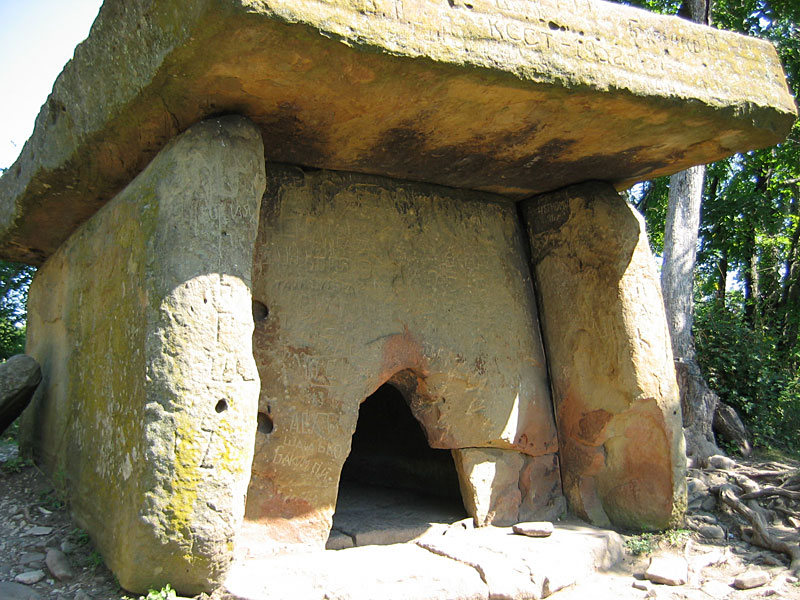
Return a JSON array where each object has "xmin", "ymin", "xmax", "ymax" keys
[{"xmin": 1, "ymin": 0, "xmax": 795, "ymax": 594}]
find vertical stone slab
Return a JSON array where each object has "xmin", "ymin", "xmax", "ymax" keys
[
  {"xmin": 21, "ymin": 116, "xmax": 265, "ymax": 594},
  {"xmin": 242, "ymin": 167, "xmax": 558, "ymax": 553},
  {"xmin": 521, "ymin": 182, "xmax": 686, "ymax": 530},
  {"xmin": 452, "ymin": 448, "xmax": 566, "ymax": 526}
]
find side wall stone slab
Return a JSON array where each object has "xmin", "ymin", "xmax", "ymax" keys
[
  {"xmin": 20, "ymin": 116, "xmax": 265, "ymax": 594},
  {"xmin": 521, "ymin": 181, "xmax": 687, "ymax": 530}
]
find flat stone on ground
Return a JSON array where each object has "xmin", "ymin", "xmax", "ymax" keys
[
  {"xmin": 226, "ymin": 521, "xmax": 623, "ymax": 600},
  {"xmin": 0, "ymin": 581, "xmax": 42, "ymax": 600},
  {"xmin": 225, "ymin": 543, "xmax": 489, "ymax": 600},
  {"xmin": 645, "ymin": 555, "xmax": 689, "ymax": 586},
  {"xmin": 701, "ymin": 579, "xmax": 733, "ymax": 598},
  {"xmin": 733, "ymin": 570, "xmax": 771, "ymax": 590},
  {"xmin": 512, "ymin": 522, "xmax": 554, "ymax": 538}
]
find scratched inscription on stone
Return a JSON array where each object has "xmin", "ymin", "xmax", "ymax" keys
[
  {"xmin": 530, "ymin": 194, "xmax": 569, "ymax": 235},
  {"xmin": 297, "ymin": 0, "xmax": 779, "ymax": 104}
]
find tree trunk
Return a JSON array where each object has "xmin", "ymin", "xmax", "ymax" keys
[
  {"xmin": 716, "ymin": 251, "xmax": 728, "ymax": 305},
  {"xmin": 662, "ymin": 166, "xmax": 720, "ymax": 460},
  {"xmin": 662, "ymin": 166, "xmax": 705, "ymax": 359},
  {"xmin": 661, "ymin": 0, "xmax": 720, "ymax": 461}
]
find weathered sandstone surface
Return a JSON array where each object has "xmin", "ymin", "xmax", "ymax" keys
[
  {"xmin": 242, "ymin": 166, "xmax": 559, "ymax": 552},
  {"xmin": 522, "ymin": 182, "xmax": 687, "ymax": 530},
  {"xmin": 20, "ymin": 117, "xmax": 265, "ymax": 594},
  {"xmin": 0, "ymin": 355, "xmax": 41, "ymax": 434}
]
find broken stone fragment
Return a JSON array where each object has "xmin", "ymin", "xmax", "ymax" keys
[
  {"xmin": 645, "ymin": 555, "xmax": 689, "ymax": 586},
  {"xmin": 733, "ymin": 570, "xmax": 771, "ymax": 590},
  {"xmin": 701, "ymin": 579, "xmax": 734, "ymax": 598},
  {"xmin": 512, "ymin": 522, "xmax": 554, "ymax": 538},
  {"xmin": 0, "ymin": 355, "xmax": 41, "ymax": 435}
]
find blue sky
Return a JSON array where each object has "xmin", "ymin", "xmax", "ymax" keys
[{"xmin": 0, "ymin": 0, "xmax": 103, "ymax": 169}]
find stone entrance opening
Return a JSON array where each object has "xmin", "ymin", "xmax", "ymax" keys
[{"xmin": 328, "ymin": 381, "xmax": 466, "ymax": 549}]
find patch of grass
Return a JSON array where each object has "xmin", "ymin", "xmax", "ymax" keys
[
  {"xmin": 625, "ymin": 529, "xmax": 692, "ymax": 556},
  {"xmin": 88, "ymin": 550, "xmax": 104, "ymax": 572},
  {"xmin": 625, "ymin": 532, "xmax": 657, "ymax": 556},
  {"xmin": 1, "ymin": 455, "xmax": 31, "ymax": 473},
  {"xmin": 141, "ymin": 584, "xmax": 177, "ymax": 600},
  {"xmin": 72, "ymin": 528, "xmax": 90, "ymax": 546},
  {"xmin": 663, "ymin": 528, "xmax": 691, "ymax": 547}
]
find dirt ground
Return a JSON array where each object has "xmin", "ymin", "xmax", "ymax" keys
[{"xmin": 1, "ymin": 439, "xmax": 799, "ymax": 600}]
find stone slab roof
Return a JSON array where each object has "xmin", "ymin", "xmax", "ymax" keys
[{"xmin": 0, "ymin": 0, "xmax": 795, "ymax": 264}]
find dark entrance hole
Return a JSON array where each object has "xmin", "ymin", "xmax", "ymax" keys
[
  {"xmin": 330, "ymin": 382, "xmax": 465, "ymax": 548},
  {"xmin": 340, "ymin": 383, "xmax": 461, "ymax": 499}
]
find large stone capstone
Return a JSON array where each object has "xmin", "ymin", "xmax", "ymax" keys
[{"xmin": 0, "ymin": 0, "xmax": 795, "ymax": 263}]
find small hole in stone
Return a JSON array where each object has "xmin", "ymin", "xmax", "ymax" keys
[
  {"xmin": 257, "ymin": 412, "xmax": 274, "ymax": 434},
  {"xmin": 252, "ymin": 300, "xmax": 269, "ymax": 322},
  {"xmin": 215, "ymin": 400, "xmax": 228, "ymax": 413}
]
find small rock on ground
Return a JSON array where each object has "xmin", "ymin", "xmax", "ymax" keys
[
  {"xmin": 733, "ymin": 569, "xmax": 771, "ymax": 590},
  {"xmin": 25, "ymin": 526, "xmax": 53, "ymax": 536},
  {"xmin": 645, "ymin": 555, "xmax": 689, "ymax": 586},
  {"xmin": 699, "ymin": 524, "xmax": 726, "ymax": 541},
  {"xmin": 45, "ymin": 548, "xmax": 74, "ymax": 581},
  {"xmin": 14, "ymin": 569, "xmax": 46, "ymax": 585},
  {"xmin": 512, "ymin": 521, "xmax": 554, "ymax": 537},
  {"xmin": 701, "ymin": 579, "xmax": 733, "ymax": 598},
  {"xmin": 709, "ymin": 455, "xmax": 736, "ymax": 470}
]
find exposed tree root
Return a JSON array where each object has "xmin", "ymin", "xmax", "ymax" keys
[{"xmin": 713, "ymin": 459, "xmax": 800, "ymax": 575}]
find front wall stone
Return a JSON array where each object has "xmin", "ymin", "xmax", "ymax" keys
[
  {"xmin": 244, "ymin": 166, "xmax": 557, "ymax": 550},
  {"xmin": 522, "ymin": 182, "xmax": 687, "ymax": 530},
  {"xmin": 20, "ymin": 117, "xmax": 265, "ymax": 594}
]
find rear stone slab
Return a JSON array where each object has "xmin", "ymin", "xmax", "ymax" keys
[{"xmin": 20, "ymin": 116, "xmax": 266, "ymax": 595}]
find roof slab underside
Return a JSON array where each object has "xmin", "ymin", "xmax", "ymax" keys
[{"xmin": 0, "ymin": 0, "xmax": 795, "ymax": 264}]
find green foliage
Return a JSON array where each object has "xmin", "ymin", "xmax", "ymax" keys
[
  {"xmin": 623, "ymin": 0, "xmax": 800, "ymax": 456},
  {"xmin": 72, "ymin": 527, "xmax": 91, "ymax": 546},
  {"xmin": 625, "ymin": 529, "xmax": 690, "ymax": 556},
  {"xmin": 0, "ymin": 260, "xmax": 35, "ymax": 359},
  {"xmin": 1, "ymin": 455, "xmax": 32, "ymax": 474},
  {"xmin": 625, "ymin": 532, "xmax": 657, "ymax": 555},
  {"xmin": 140, "ymin": 584, "xmax": 177, "ymax": 600},
  {"xmin": 88, "ymin": 550, "xmax": 105, "ymax": 571}
]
